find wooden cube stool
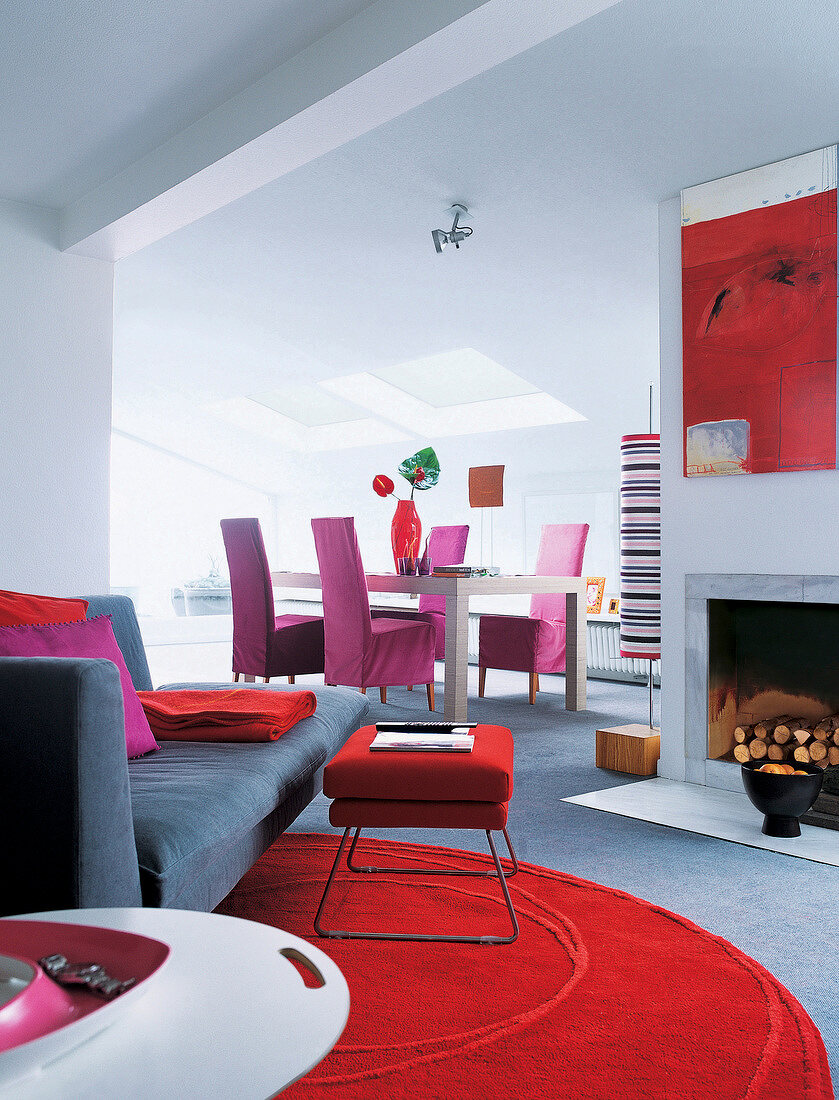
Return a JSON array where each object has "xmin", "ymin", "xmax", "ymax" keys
[
  {"xmin": 596, "ymin": 723, "xmax": 660, "ymax": 776},
  {"xmin": 315, "ymin": 724, "xmax": 519, "ymax": 944}
]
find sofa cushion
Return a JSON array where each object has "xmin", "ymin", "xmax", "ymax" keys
[
  {"xmin": 128, "ymin": 683, "xmax": 368, "ymax": 908},
  {"xmin": 0, "ymin": 616, "xmax": 158, "ymax": 759}
]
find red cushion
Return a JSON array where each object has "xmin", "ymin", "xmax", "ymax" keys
[
  {"xmin": 330, "ymin": 797, "xmax": 508, "ymax": 830},
  {"xmin": 0, "ymin": 588, "xmax": 88, "ymax": 627},
  {"xmin": 324, "ymin": 724, "xmax": 513, "ymax": 803}
]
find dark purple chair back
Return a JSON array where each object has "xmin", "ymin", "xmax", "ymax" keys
[
  {"xmin": 418, "ymin": 525, "xmax": 469, "ymax": 615},
  {"xmin": 311, "ymin": 517, "xmax": 372, "ymax": 686},
  {"xmin": 220, "ymin": 518, "xmax": 275, "ymax": 675}
]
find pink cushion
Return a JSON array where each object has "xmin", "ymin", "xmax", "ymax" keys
[{"xmin": 0, "ymin": 616, "xmax": 158, "ymax": 759}]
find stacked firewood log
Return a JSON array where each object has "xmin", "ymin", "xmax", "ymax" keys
[{"xmin": 732, "ymin": 714, "xmax": 839, "ymax": 768}]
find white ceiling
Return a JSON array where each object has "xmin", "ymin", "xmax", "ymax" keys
[
  {"xmin": 12, "ymin": 0, "xmax": 839, "ymax": 493},
  {"xmin": 114, "ymin": 0, "xmax": 839, "ymax": 494},
  {"xmin": 0, "ymin": 0, "xmax": 374, "ymax": 206},
  {"xmin": 111, "ymin": 0, "xmax": 664, "ymax": 490}
]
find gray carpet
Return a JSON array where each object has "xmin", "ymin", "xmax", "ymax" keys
[{"xmin": 289, "ymin": 668, "xmax": 839, "ymax": 1082}]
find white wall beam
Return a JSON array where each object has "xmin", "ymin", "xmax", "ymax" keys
[{"xmin": 61, "ymin": 0, "xmax": 621, "ymax": 260}]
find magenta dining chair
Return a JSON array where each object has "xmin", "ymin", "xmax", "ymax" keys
[
  {"xmin": 371, "ymin": 524, "xmax": 469, "ymax": 660},
  {"xmin": 478, "ymin": 523, "xmax": 589, "ymax": 704},
  {"xmin": 220, "ymin": 518, "xmax": 324, "ymax": 684},
  {"xmin": 311, "ymin": 516, "xmax": 436, "ymax": 709}
]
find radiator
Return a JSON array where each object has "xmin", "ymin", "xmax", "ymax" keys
[
  {"xmin": 586, "ymin": 621, "xmax": 660, "ymax": 684},
  {"xmin": 470, "ymin": 615, "xmax": 659, "ymax": 683}
]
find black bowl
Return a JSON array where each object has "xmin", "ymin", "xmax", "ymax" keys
[{"xmin": 741, "ymin": 761, "xmax": 824, "ymax": 837}]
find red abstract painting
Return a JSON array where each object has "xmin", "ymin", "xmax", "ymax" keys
[{"xmin": 682, "ymin": 149, "xmax": 838, "ymax": 476}]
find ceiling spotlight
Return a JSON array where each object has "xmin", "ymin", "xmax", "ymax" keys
[{"xmin": 432, "ymin": 204, "xmax": 473, "ymax": 254}]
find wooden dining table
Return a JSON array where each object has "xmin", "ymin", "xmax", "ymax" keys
[{"xmin": 271, "ymin": 571, "xmax": 587, "ymax": 722}]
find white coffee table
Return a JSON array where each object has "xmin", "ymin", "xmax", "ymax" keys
[{"xmin": 1, "ymin": 908, "xmax": 349, "ymax": 1099}]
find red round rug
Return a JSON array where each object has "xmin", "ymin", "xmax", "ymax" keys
[{"xmin": 216, "ymin": 834, "xmax": 833, "ymax": 1100}]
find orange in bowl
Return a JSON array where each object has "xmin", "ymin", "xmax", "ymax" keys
[{"xmin": 757, "ymin": 763, "xmax": 809, "ymax": 776}]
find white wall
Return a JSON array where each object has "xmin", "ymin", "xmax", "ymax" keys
[
  {"xmin": 110, "ymin": 433, "xmax": 276, "ymax": 616},
  {"xmin": 0, "ymin": 200, "xmax": 114, "ymax": 595},
  {"xmin": 658, "ymin": 195, "xmax": 839, "ymax": 780}
]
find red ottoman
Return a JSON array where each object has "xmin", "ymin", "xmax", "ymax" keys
[{"xmin": 315, "ymin": 724, "xmax": 518, "ymax": 944}]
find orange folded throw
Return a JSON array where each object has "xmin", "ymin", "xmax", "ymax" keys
[{"xmin": 136, "ymin": 689, "xmax": 317, "ymax": 742}]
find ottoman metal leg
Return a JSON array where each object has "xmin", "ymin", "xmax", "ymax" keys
[{"xmin": 314, "ymin": 828, "xmax": 519, "ymax": 945}]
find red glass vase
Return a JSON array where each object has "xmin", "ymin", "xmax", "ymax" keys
[{"xmin": 391, "ymin": 500, "xmax": 422, "ymax": 571}]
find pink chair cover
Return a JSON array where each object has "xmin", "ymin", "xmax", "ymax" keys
[
  {"xmin": 478, "ymin": 523, "xmax": 589, "ymax": 675},
  {"xmin": 221, "ymin": 518, "xmax": 324, "ymax": 678},
  {"xmin": 311, "ymin": 517, "xmax": 435, "ymax": 689},
  {"xmin": 418, "ymin": 526, "xmax": 470, "ymax": 615},
  {"xmin": 528, "ymin": 524, "xmax": 589, "ymax": 623},
  {"xmin": 371, "ymin": 525, "xmax": 469, "ymax": 659}
]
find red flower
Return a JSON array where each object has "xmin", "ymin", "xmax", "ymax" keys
[
  {"xmin": 373, "ymin": 474, "xmax": 395, "ymax": 497},
  {"xmin": 413, "ymin": 466, "xmax": 425, "ymax": 484}
]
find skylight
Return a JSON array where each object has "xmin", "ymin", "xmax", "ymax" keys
[
  {"xmin": 206, "ymin": 396, "xmax": 410, "ymax": 452},
  {"xmin": 204, "ymin": 351, "xmax": 584, "ymax": 451},
  {"xmin": 250, "ymin": 383, "xmax": 365, "ymax": 426},
  {"xmin": 371, "ymin": 349, "xmax": 539, "ymax": 407},
  {"xmin": 321, "ymin": 370, "xmax": 585, "ymax": 438}
]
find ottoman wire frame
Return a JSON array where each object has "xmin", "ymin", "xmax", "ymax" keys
[{"xmin": 314, "ymin": 826, "xmax": 519, "ymax": 945}]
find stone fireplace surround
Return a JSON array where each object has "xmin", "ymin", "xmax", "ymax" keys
[
  {"xmin": 560, "ymin": 572, "xmax": 839, "ymax": 862},
  {"xmin": 685, "ymin": 573, "xmax": 839, "ymax": 793},
  {"xmin": 563, "ymin": 574, "xmax": 839, "ymax": 864}
]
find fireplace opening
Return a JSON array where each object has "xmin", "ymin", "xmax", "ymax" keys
[{"xmin": 707, "ymin": 598, "xmax": 839, "ymax": 828}]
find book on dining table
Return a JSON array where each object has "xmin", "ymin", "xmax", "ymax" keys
[{"xmin": 431, "ymin": 565, "xmax": 501, "ymax": 577}]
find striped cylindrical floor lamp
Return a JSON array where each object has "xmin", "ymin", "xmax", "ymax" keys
[{"xmin": 619, "ymin": 434, "xmax": 661, "ymax": 729}]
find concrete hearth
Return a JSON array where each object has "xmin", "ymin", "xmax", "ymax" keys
[{"xmin": 563, "ymin": 779, "xmax": 839, "ymax": 866}]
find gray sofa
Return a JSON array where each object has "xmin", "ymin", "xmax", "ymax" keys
[{"xmin": 0, "ymin": 595, "xmax": 368, "ymax": 916}]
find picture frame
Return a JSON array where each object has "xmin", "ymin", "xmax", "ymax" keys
[
  {"xmin": 585, "ymin": 576, "xmax": 606, "ymax": 615},
  {"xmin": 607, "ymin": 597, "xmax": 620, "ymax": 615},
  {"xmin": 681, "ymin": 147, "xmax": 839, "ymax": 477}
]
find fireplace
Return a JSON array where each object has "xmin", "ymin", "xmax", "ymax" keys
[
  {"xmin": 707, "ymin": 599, "xmax": 839, "ymax": 761},
  {"xmin": 685, "ymin": 575, "xmax": 839, "ymax": 828}
]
